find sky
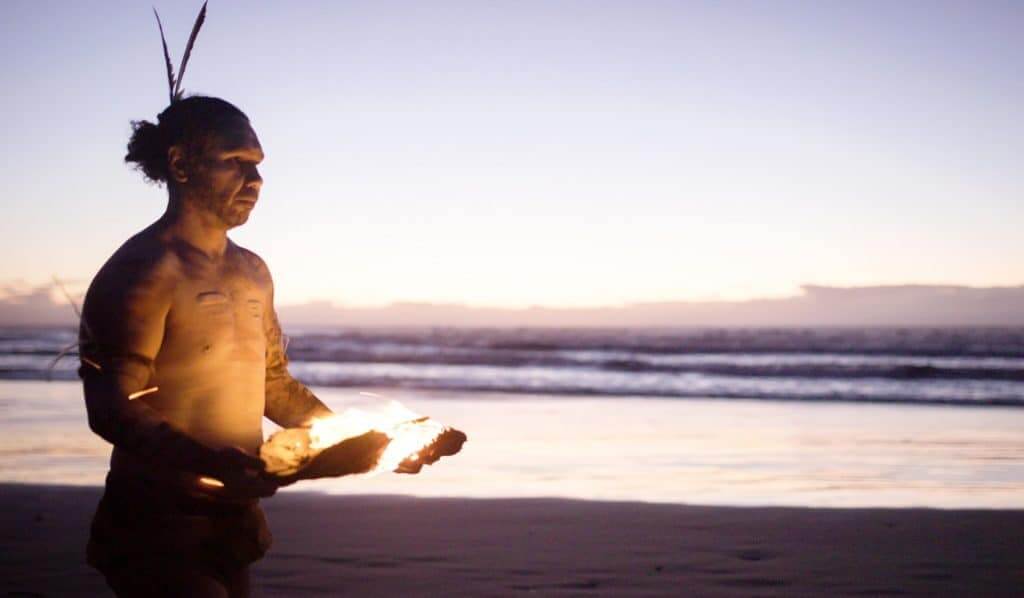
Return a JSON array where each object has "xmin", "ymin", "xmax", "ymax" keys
[{"xmin": 1, "ymin": 0, "xmax": 1022, "ymax": 309}]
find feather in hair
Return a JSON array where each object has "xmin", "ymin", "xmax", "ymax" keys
[
  {"xmin": 173, "ymin": 1, "xmax": 207, "ymax": 101},
  {"xmin": 152, "ymin": 8, "xmax": 177, "ymax": 105}
]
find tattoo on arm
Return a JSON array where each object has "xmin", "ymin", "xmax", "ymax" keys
[{"xmin": 264, "ymin": 303, "xmax": 332, "ymax": 428}]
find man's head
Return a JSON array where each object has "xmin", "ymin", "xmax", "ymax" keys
[{"xmin": 125, "ymin": 96, "xmax": 264, "ymax": 229}]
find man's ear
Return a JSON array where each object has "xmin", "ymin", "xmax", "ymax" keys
[{"xmin": 167, "ymin": 145, "xmax": 188, "ymax": 184}]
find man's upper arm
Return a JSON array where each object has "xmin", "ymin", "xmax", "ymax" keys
[
  {"xmin": 254, "ymin": 253, "xmax": 333, "ymax": 427},
  {"xmin": 246, "ymin": 251, "xmax": 287, "ymax": 377},
  {"xmin": 80, "ymin": 250, "xmax": 174, "ymax": 412},
  {"xmin": 264, "ymin": 286, "xmax": 289, "ymax": 378}
]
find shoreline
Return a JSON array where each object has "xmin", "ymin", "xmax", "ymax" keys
[
  {"xmin": 4, "ymin": 380, "xmax": 1024, "ymax": 509},
  {"xmin": 3, "ymin": 483, "xmax": 1023, "ymax": 596}
]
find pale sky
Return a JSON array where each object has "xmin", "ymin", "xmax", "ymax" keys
[{"xmin": 2, "ymin": 0, "xmax": 1021, "ymax": 308}]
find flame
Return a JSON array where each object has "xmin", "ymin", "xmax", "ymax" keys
[
  {"xmin": 198, "ymin": 476, "xmax": 225, "ymax": 489},
  {"xmin": 308, "ymin": 401, "xmax": 446, "ymax": 474},
  {"xmin": 128, "ymin": 386, "xmax": 159, "ymax": 400}
]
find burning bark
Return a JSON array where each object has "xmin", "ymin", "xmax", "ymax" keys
[
  {"xmin": 394, "ymin": 428, "xmax": 468, "ymax": 474},
  {"xmin": 260, "ymin": 401, "xmax": 466, "ymax": 484}
]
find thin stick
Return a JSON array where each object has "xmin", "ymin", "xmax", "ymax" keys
[
  {"xmin": 51, "ymin": 276, "xmax": 82, "ymax": 320},
  {"xmin": 48, "ymin": 277, "xmax": 92, "ymax": 380}
]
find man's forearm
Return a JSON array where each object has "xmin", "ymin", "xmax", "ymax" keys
[
  {"xmin": 265, "ymin": 372, "xmax": 333, "ymax": 429},
  {"xmin": 82, "ymin": 373, "xmax": 226, "ymax": 476}
]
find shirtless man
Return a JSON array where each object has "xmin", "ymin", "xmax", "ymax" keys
[{"xmin": 80, "ymin": 96, "xmax": 382, "ymax": 597}]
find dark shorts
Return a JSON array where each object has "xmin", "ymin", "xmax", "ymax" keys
[{"xmin": 87, "ymin": 473, "xmax": 272, "ymax": 595}]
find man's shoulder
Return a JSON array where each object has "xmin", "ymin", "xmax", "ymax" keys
[
  {"xmin": 87, "ymin": 229, "xmax": 183, "ymax": 301},
  {"xmin": 80, "ymin": 228, "xmax": 183, "ymax": 342},
  {"xmin": 229, "ymin": 241, "xmax": 273, "ymax": 284},
  {"xmin": 110, "ymin": 229, "xmax": 183, "ymax": 278}
]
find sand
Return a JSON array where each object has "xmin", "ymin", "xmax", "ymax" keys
[{"xmin": 1, "ymin": 484, "xmax": 1021, "ymax": 596}]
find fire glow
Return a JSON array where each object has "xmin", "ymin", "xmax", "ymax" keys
[
  {"xmin": 198, "ymin": 476, "xmax": 225, "ymax": 489},
  {"xmin": 308, "ymin": 401, "xmax": 446, "ymax": 475},
  {"xmin": 260, "ymin": 397, "xmax": 466, "ymax": 482}
]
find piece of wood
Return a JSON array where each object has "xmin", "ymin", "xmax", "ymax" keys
[
  {"xmin": 262, "ymin": 425, "xmax": 468, "ymax": 483},
  {"xmin": 395, "ymin": 428, "xmax": 468, "ymax": 474},
  {"xmin": 266, "ymin": 430, "xmax": 390, "ymax": 486}
]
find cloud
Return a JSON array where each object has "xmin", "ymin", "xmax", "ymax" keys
[
  {"xmin": 279, "ymin": 285, "xmax": 1024, "ymax": 328},
  {"xmin": 0, "ymin": 282, "xmax": 81, "ymax": 327},
  {"xmin": 3, "ymin": 281, "xmax": 1022, "ymax": 328}
]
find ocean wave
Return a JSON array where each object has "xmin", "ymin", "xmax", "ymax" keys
[
  {"xmin": 4, "ymin": 326, "xmax": 1024, "ymax": 406},
  {"xmin": 285, "ymin": 327, "xmax": 1024, "ymax": 357},
  {"xmin": 286, "ymin": 361, "xmax": 1024, "ymax": 406}
]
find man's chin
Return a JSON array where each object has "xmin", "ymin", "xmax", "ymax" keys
[{"xmin": 222, "ymin": 208, "xmax": 252, "ymax": 229}]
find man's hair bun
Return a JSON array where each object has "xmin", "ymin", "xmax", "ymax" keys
[{"xmin": 125, "ymin": 120, "xmax": 171, "ymax": 183}]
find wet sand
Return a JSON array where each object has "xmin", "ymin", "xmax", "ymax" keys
[
  {"xmin": 1, "ymin": 484, "xmax": 1022, "ymax": 597},
  {"xmin": 7, "ymin": 381, "xmax": 1024, "ymax": 509}
]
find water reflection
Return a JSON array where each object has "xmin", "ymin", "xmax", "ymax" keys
[{"xmin": 2, "ymin": 381, "xmax": 1022, "ymax": 508}]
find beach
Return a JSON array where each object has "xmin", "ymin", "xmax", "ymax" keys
[
  {"xmin": 2, "ymin": 484, "xmax": 1023, "ymax": 596},
  {"xmin": 1, "ymin": 379, "xmax": 1024, "ymax": 595},
  {"xmin": 4, "ymin": 0, "xmax": 1023, "ymax": 590}
]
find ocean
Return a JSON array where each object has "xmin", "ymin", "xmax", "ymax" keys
[
  {"xmin": 1, "ymin": 326, "xmax": 1022, "ymax": 508},
  {"xmin": 6, "ymin": 326, "xmax": 1024, "ymax": 406}
]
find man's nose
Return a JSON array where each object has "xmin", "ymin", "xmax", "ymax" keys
[{"xmin": 246, "ymin": 165, "xmax": 263, "ymax": 190}]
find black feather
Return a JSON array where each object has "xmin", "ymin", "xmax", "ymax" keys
[
  {"xmin": 173, "ymin": 1, "xmax": 207, "ymax": 100},
  {"xmin": 152, "ymin": 7, "xmax": 177, "ymax": 105}
]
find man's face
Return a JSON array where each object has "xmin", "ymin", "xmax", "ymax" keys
[{"xmin": 187, "ymin": 118, "xmax": 264, "ymax": 229}]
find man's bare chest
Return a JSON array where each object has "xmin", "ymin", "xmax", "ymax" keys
[{"xmin": 158, "ymin": 270, "xmax": 268, "ymax": 366}]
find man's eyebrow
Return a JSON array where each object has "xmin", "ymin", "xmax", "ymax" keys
[{"xmin": 223, "ymin": 148, "xmax": 265, "ymax": 162}]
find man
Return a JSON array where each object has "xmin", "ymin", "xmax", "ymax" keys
[{"xmin": 79, "ymin": 96, "xmax": 385, "ymax": 597}]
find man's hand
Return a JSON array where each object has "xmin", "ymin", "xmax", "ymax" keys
[
  {"xmin": 205, "ymin": 446, "xmax": 278, "ymax": 499},
  {"xmin": 274, "ymin": 430, "xmax": 390, "ymax": 485}
]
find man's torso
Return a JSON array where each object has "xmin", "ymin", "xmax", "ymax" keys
[{"xmin": 85, "ymin": 226, "xmax": 272, "ymax": 477}]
